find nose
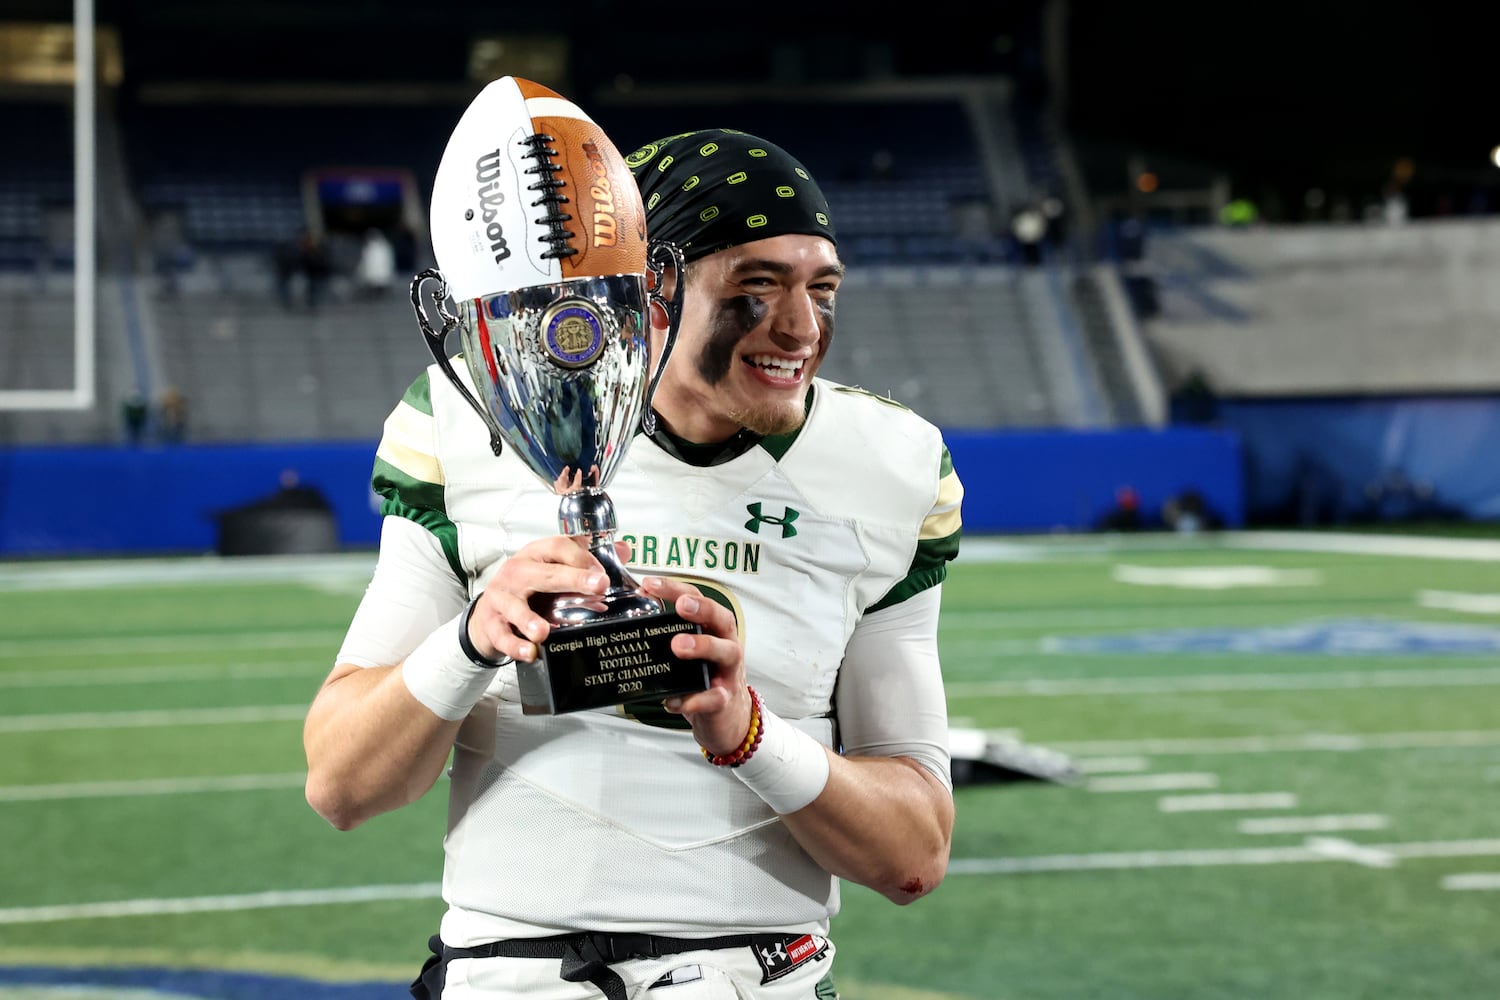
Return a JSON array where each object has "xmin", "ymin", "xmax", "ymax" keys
[{"xmin": 771, "ymin": 289, "xmax": 824, "ymax": 348}]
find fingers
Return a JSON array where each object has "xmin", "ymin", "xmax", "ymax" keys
[
  {"xmin": 640, "ymin": 576, "xmax": 737, "ymax": 640},
  {"xmin": 470, "ymin": 535, "xmax": 609, "ymax": 661},
  {"xmin": 551, "ymin": 466, "xmax": 587, "ymax": 494},
  {"xmin": 470, "ymin": 587, "xmax": 553, "ymax": 662},
  {"xmin": 640, "ymin": 575, "xmax": 747, "ymax": 742}
]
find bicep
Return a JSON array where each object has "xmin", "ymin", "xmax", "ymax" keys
[
  {"xmin": 836, "ymin": 586, "xmax": 952, "ymax": 792},
  {"xmin": 335, "ymin": 515, "xmax": 469, "ymax": 670}
]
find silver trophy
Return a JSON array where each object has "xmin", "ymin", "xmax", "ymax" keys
[{"xmin": 411, "ymin": 241, "xmax": 709, "ymax": 715}]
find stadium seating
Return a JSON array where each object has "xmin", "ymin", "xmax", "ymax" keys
[
  {"xmin": 1138, "ymin": 221, "xmax": 1500, "ymax": 395},
  {"xmin": 2, "ymin": 89, "xmax": 1143, "ymax": 446}
]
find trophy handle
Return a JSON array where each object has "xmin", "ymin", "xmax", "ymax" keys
[
  {"xmin": 642, "ymin": 240, "xmax": 687, "ymax": 436},
  {"xmin": 410, "ymin": 268, "xmax": 505, "ymax": 457}
]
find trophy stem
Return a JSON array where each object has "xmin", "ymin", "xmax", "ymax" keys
[
  {"xmin": 554, "ymin": 486, "xmax": 663, "ymax": 616},
  {"xmin": 589, "ymin": 530, "xmax": 643, "ymax": 597}
]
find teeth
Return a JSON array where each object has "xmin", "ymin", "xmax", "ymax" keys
[{"xmin": 747, "ymin": 354, "xmax": 804, "ymax": 375}]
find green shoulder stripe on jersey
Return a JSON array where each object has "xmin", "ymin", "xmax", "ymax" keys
[
  {"xmin": 939, "ymin": 445, "xmax": 954, "ymax": 478},
  {"xmin": 373, "ymin": 458, "xmax": 464, "ymax": 582},
  {"xmin": 402, "ymin": 370, "xmax": 434, "ymax": 416},
  {"xmin": 866, "ymin": 543, "xmax": 953, "ymax": 613}
]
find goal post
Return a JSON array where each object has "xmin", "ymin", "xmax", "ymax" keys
[{"xmin": 0, "ymin": 0, "xmax": 96, "ymax": 413}]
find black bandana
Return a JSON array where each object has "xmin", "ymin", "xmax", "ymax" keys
[{"xmin": 626, "ymin": 129, "xmax": 837, "ymax": 262}]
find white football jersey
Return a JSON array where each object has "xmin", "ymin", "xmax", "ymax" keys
[{"xmin": 361, "ymin": 365, "xmax": 963, "ymax": 946}]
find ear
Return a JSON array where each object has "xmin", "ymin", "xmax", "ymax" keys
[{"xmin": 649, "ymin": 298, "xmax": 670, "ymax": 334}]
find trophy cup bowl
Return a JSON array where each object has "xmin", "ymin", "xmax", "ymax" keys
[{"xmin": 412, "ymin": 249, "xmax": 710, "ymax": 715}]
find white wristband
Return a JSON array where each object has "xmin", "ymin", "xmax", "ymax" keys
[
  {"xmin": 401, "ymin": 612, "xmax": 498, "ymax": 721},
  {"xmin": 733, "ymin": 706, "xmax": 831, "ymax": 815}
]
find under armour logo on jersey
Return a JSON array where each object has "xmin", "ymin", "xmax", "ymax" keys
[
  {"xmin": 760, "ymin": 943, "xmax": 788, "ymax": 964},
  {"xmin": 745, "ymin": 502, "xmax": 799, "ymax": 538}
]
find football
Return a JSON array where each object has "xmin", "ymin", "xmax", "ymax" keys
[{"xmin": 430, "ymin": 76, "xmax": 648, "ymax": 300}]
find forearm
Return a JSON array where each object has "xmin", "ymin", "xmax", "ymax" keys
[
  {"xmin": 778, "ymin": 749, "xmax": 953, "ymax": 904},
  {"xmin": 303, "ymin": 663, "xmax": 463, "ymax": 830}
]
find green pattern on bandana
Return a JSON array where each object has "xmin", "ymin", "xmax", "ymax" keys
[{"xmin": 628, "ymin": 129, "xmax": 837, "ymax": 261}]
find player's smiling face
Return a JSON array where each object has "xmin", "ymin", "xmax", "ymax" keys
[{"xmin": 652, "ymin": 233, "xmax": 843, "ymax": 443}]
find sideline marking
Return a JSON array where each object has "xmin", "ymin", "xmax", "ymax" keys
[
  {"xmin": 0, "ymin": 884, "xmax": 442, "ymax": 925},
  {"xmin": 1442, "ymin": 873, "xmax": 1500, "ymax": 891},
  {"xmin": 0, "ymin": 705, "xmax": 307, "ymax": 734},
  {"xmin": 1220, "ymin": 532, "xmax": 1500, "ymax": 562},
  {"xmin": 947, "ymin": 838, "xmax": 1500, "ymax": 876},
  {"xmin": 960, "ymin": 531, "xmax": 1500, "ymax": 564},
  {"xmin": 0, "ymin": 553, "xmax": 376, "ymax": 592},
  {"xmin": 0, "ymin": 773, "xmax": 306, "ymax": 802},
  {"xmin": 6, "ymin": 533, "xmax": 1495, "ymax": 597},
  {"xmin": 1238, "ymin": 814, "xmax": 1390, "ymax": 835},
  {"xmin": 1088, "ymin": 773, "xmax": 1218, "ymax": 793},
  {"xmin": 1043, "ymin": 729, "xmax": 1500, "ymax": 757},
  {"xmin": 1159, "ymin": 792, "xmax": 1297, "ymax": 813},
  {"xmin": 947, "ymin": 667, "xmax": 1500, "ymax": 699}
]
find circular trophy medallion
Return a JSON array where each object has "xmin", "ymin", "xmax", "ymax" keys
[{"xmin": 540, "ymin": 299, "xmax": 607, "ymax": 369}]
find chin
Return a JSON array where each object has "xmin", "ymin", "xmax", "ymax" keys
[{"xmin": 732, "ymin": 400, "xmax": 807, "ymax": 437}]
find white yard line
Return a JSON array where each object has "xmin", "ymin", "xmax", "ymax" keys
[
  {"xmin": 946, "ymin": 666, "xmax": 1500, "ymax": 699},
  {"xmin": 1073, "ymin": 756, "xmax": 1152, "ymax": 774},
  {"xmin": 1441, "ymin": 873, "xmax": 1500, "ymax": 891},
  {"xmin": 0, "ymin": 662, "xmax": 317, "ymax": 688},
  {"xmin": 1418, "ymin": 590, "xmax": 1500, "ymax": 615},
  {"xmin": 1159, "ymin": 792, "xmax": 1298, "ymax": 813},
  {"xmin": 1303, "ymin": 836, "xmax": 1397, "ymax": 868},
  {"xmin": 1087, "ymin": 772, "xmax": 1219, "ymax": 793},
  {"xmin": 1043, "ymin": 729, "xmax": 1500, "ymax": 757},
  {"xmin": 0, "ymin": 631, "xmax": 345, "ymax": 658},
  {"xmin": 0, "ymin": 883, "xmax": 441, "ymax": 925},
  {"xmin": 0, "ymin": 773, "xmax": 307, "ymax": 801},
  {"xmin": 0, "ymin": 705, "xmax": 308, "ymax": 733},
  {"xmin": 947, "ymin": 838, "xmax": 1500, "ymax": 877},
  {"xmin": 8, "ymin": 840, "xmax": 1500, "ymax": 923},
  {"xmin": 1238, "ymin": 814, "xmax": 1390, "ymax": 835}
]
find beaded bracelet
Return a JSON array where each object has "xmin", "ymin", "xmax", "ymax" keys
[{"xmin": 702, "ymin": 686, "xmax": 764, "ymax": 768}]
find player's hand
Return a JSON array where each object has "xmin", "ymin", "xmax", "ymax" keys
[
  {"xmin": 467, "ymin": 535, "xmax": 613, "ymax": 662},
  {"xmin": 640, "ymin": 575, "xmax": 753, "ymax": 758}
]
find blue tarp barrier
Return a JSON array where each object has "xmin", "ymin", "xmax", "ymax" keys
[{"xmin": 0, "ymin": 428, "xmax": 1247, "ymax": 556}]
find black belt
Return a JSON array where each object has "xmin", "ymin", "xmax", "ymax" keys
[{"xmin": 427, "ymin": 930, "xmax": 796, "ymax": 1000}]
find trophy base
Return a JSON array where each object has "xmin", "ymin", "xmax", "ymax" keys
[{"xmin": 515, "ymin": 611, "xmax": 711, "ymax": 715}]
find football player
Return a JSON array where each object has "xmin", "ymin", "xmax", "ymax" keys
[{"xmin": 304, "ymin": 88, "xmax": 963, "ymax": 999}]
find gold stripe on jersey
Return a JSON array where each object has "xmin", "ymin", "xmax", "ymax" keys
[
  {"xmin": 371, "ymin": 372, "xmax": 464, "ymax": 583},
  {"xmin": 376, "ymin": 399, "xmax": 445, "ymax": 487},
  {"xmin": 921, "ymin": 463, "xmax": 964, "ymax": 541}
]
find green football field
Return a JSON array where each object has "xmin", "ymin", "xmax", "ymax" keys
[{"xmin": 2, "ymin": 531, "xmax": 1498, "ymax": 999}]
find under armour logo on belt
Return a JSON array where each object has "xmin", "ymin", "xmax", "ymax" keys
[{"xmin": 745, "ymin": 502, "xmax": 799, "ymax": 538}]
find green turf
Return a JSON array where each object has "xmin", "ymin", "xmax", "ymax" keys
[{"xmin": 2, "ymin": 533, "xmax": 1499, "ymax": 998}]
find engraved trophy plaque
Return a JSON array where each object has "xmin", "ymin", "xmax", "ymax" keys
[{"xmin": 411, "ymin": 240, "xmax": 710, "ymax": 715}]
